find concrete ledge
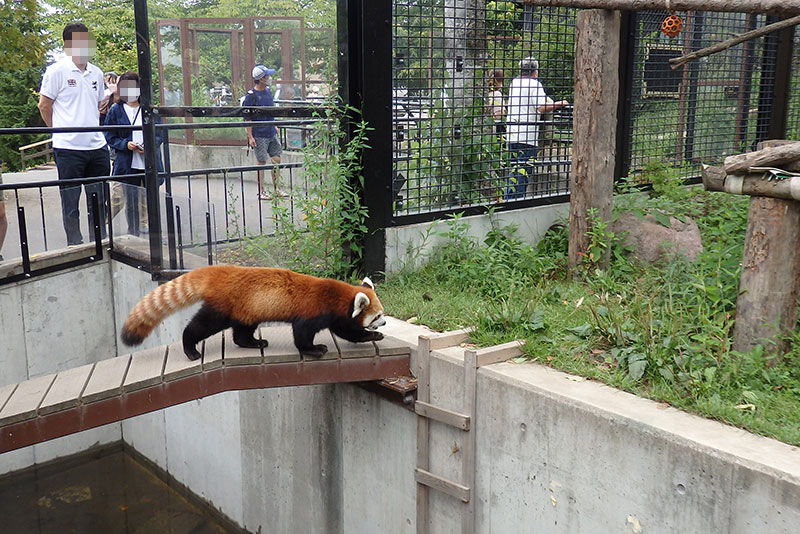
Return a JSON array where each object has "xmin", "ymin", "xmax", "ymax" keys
[{"xmin": 482, "ymin": 361, "xmax": 800, "ymax": 482}]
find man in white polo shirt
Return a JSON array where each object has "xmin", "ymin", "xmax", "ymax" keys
[{"xmin": 38, "ymin": 23, "xmax": 109, "ymax": 246}]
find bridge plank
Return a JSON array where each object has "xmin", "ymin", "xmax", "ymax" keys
[
  {"xmin": 0, "ymin": 383, "xmax": 17, "ymax": 412},
  {"xmin": 82, "ymin": 355, "xmax": 131, "ymax": 403},
  {"xmin": 202, "ymin": 332, "xmax": 224, "ymax": 370},
  {"xmin": 39, "ymin": 363, "xmax": 95, "ymax": 416},
  {"xmin": 0, "ymin": 373, "xmax": 57, "ymax": 425},
  {"xmin": 330, "ymin": 330, "xmax": 379, "ymax": 359},
  {"xmin": 163, "ymin": 342, "xmax": 203, "ymax": 381},
  {"xmin": 124, "ymin": 345, "xmax": 168, "ymax": 392},
  {"xmin": 224, "ymin": 328, "xmax": 263, "ymax": 366},
  {"xmin": 374, "ymin": 336, "xmax": 412, "ymax": 356},
  {"xmin": 260, "ymin": 325, "xmax": 302, "ymax": 364}
]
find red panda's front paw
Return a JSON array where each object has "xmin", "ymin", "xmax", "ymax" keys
[{"xmin": 363, "ymin": 331, "xmax": 384, "ymax": 342}]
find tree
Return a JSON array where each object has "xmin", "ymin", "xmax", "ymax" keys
[
  {"xmin": 0, "ymin": 0, "xmax": 44, "ymax": 70},
  {"xmin": 0, "ymin": 0, "xmax": 45, "ymax": 171}
]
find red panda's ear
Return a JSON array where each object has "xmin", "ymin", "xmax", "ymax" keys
[
  {"xmin": 361, "ymin": 277, "xmax": 374, "ymax": 289},
  {"xmin": 352, "ymin": 292, "xmax": 370, "ymax": 318}
]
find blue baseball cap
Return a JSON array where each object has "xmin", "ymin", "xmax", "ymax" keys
[{"xmin": 252, "ymin": 65, "xmax": 276, "ymax": 80}]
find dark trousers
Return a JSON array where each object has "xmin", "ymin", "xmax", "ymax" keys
[
  {"xmin": 53, "ymin": 147, "xmax": 110, "ymax": 245},
  {"xmin": 123, "ymin": 175, "xmax": 145, "ymax": 237},
  {"xmin": 505, "ymin": 142, "xmax": 538, "ymax": 200}
]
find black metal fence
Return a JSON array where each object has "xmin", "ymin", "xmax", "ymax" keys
[
  {"xmin": 392, "ymin": 1, "xmax": 575, "ymax": 218},
  {"xmin": 390, "ymin": 2, "xmax": 798, "ymax": 222}
]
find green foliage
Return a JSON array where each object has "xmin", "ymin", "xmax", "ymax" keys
[
  {"xmin": 0, "ymin": 2, "xmax": 46, "ymax": 171},
  {"xmin": 0, "ymin": 0, "xmax": 44, "ymax": 71},
  {"xmin": 245, "ymin": 102, "xmax": 371, "ymax": 279},
  {"xmin": 0, "ymin": 66, "xmax": 48, "ymax": 171},
  {"xmin": 380, "ymin": 187, "xmax": 800, "ymax": 445}
]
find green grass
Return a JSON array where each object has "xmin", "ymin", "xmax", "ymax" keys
[{"xmin": 379, "ymin": 190, "xmax": 800, "ymax": 446}]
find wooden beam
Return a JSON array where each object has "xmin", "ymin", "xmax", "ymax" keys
[
  {"xmin": 414, "ymin": 401, "xmax": 471, "ymax": 430},
  {"xmin": 519, "ymin": 0, "xmax": 800, "ymax": 16},
  {"xmin": 701, "ymin": 165, "xmax": 800, "ymax": 201},
  {"xmin": 724, "ymin": 141, "xmax": 800, "ymax": 174},
  {"xmin": 569, "ymin": 9, "xmax": 620, "ymax": 272}
]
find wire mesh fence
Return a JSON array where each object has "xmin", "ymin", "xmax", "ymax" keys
[
  {"xmin": 391, "ymin": 3, "xmax": 798, "ymax": 221},
  {"xmin": 625, "ymin": 10, "xmax": 780, "ymax": 178},
  {"xmin": 392, "ymin": 0, "xmax": 576, "ymax": 218}
]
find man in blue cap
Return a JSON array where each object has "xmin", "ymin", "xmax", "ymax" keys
[{"xmin": 242, "ymin": 64, "xmax": 285, "ymax": 199}]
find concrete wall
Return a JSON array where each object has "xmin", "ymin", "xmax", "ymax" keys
[{"xmin": 385, "ymin": 203, "xmax": 568, "ymax": 274}]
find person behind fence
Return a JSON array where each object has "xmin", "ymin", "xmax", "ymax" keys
[
  {"xmin": 504, "ymin": 57, "xmax": 569, "ymax": 200},
  {"xmin": 104, "ymin": 71, "xmax": 164, "ymax": 237},
  {"xmin": 487, "ymin": 69, "xmax": 506, "ymax": 122},
  {"xmin": 38, "ymin": 22, "xmax": 110, "ymax": 246},
  {"xmin": 99, "ymin": 71, "xmax": 117, "ymax": 126},
  {"xmin": 243, "ymin": 64, "xmax": 285, "ymax": 200}
]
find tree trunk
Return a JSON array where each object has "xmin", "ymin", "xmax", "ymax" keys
[
  {"xmin": 568, "ymin": 9, "xmax": 620, "ymax": 272},
  {"xmin": 732, "ymin": 196, "xmax": 800, "ymax": 357}
]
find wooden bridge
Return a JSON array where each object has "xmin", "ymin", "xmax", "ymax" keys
[{"xmin": 0, "ymin": 325, "xmax": 411, "ymax": 454}]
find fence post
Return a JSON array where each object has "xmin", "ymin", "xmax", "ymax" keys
[
  {"xmin": 133, "ymin": 0, "xmax": 163, "ymax": 275},
  {"xmin": 337, "ymin": 0, "xmax": 393, "ymax": 277},
  {"xmin": 757, "ymin": 15, "xmax": 795, "ymax": 142}
]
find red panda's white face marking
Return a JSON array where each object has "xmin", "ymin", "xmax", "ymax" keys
[{"xmin": 352, "ymin": 291, "xmax": 385, "ymax": 330}]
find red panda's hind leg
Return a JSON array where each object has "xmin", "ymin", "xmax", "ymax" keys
[
  {"xmin": 292, "ymin": 319, "xmax": 328, "ymax": 358},
  {"xmin": 183, "ymin": 305, "xmax": 231, "ymax": 361},
  {"xmin": 232, "ymin": 322, "xmax": 269, "ymax": 350}
]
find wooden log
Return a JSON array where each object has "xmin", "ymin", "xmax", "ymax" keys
[
  {"xmin": 568, "ymin": 9, "xmax": 620, "ymax": 272},
  {"xmin": 519, "ymin": 0, "xmax": 800, "ymax": 16},
  {"xmin": 732, "ymin": 139, "xmax": 800, "ymax": 358},
  {"xmin": 701, "ymin": 164, "xmax": 800, "ymax": 200},
  {"xmin": 732, "ymin": 196, "xmax": 800, "ymax": 357},
  {"xmin": 669, "ymin": 15, "xmax": 800, "ymax": 70},
  {"xmin": 724, "ymin": 142, "xmax": 800, "ymax": 174}
]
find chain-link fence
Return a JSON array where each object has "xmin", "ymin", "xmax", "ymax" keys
[
  {"xmin": 625, "ymin": 10, "xmax": 782, "ymax": 178},
  {"xmin": 392, "ymin": 3, "xmax": 798, "ymax": 222},
  {"xmin": 392, "ymin": 1, "xmax": 575, "ymax": 218}
]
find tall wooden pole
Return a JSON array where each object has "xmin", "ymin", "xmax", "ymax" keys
[{"xmin": 568, "ymin": 9, "xmax": 620, "ymax": 272}]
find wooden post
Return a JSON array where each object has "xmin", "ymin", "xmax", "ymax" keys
[
  {"xmin": 732, "ymin": 141, "xmax": 800, "ymax": 357},
  {"xmin": 568, "ymin": 9, "xmax": 620, "ymax": 272},
  {"xmin": 733, "ymin": 196, "xmax": 800, "ymax": 356}
]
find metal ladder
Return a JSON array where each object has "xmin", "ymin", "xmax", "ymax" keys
[{"xmin": 415, "ymin": 330, "xmax": 523, "ymax": 534}]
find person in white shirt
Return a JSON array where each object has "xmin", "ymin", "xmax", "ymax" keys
[
  {"xmin": 38, "ymin": 23, "xmax": 109, "ymax": 246},
  {"xmin": 505, "ymin": 57, "xmax": 569, "ymax": 200}
]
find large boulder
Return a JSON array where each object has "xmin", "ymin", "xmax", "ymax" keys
[{"xmin": 612, "ymin": 211, "xmax": 703, "ymax": 263}]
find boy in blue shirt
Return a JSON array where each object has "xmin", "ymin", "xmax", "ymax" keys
[{"xmin": 242, "ymin": 65, "xmax": 285, "ymax": 200}]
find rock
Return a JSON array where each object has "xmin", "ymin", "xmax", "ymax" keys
[{"xmin": 611, "ymin": 211, "xmax": 703, "ymax": 263}]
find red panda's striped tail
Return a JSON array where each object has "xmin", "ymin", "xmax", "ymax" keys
[{"xmin": 120, "ymin": 272, "xmax": 204, "ymax": 346}]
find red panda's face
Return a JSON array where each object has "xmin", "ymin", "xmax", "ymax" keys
[{"xmin": 352, "ymin": 277, "xmax": 385, "ymax": 330}]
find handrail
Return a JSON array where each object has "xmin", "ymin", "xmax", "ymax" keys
[{"xmin": 19, "ymin": 138, "xmax": 53, "ymax": 171}]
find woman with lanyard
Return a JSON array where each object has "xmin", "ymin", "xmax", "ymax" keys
[{"xmin": 104, "ymin": 71, "xmax": 163, "ymax": 237}]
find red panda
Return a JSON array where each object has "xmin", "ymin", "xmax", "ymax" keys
[{"xmin": 120, "ymin": 265, "xmax": 385, "ymax": 360}]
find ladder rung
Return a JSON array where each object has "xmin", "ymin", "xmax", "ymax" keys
[
  {"xmin": 415, "ymin": 400, "xmax": 470, "ymax": 430},
  {"xmin": 415, "ymin": 468, "xmax": 471, "ymax": 503}
]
